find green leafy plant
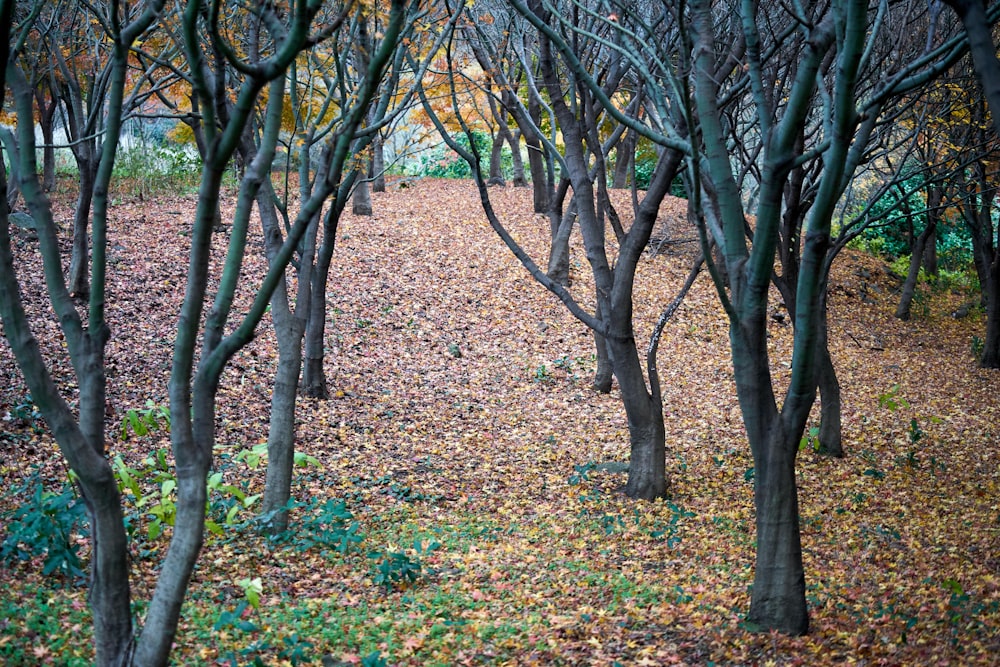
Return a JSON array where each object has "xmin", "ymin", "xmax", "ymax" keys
[
  {"xmin": 1, "ymin": 474, "xmax": 88, "ymax": 579},
  {"xmin": 972, "ymin": 336, "xmax": 984, "ymax": 362},
  {"xmin": 278, "ymin": 634, "xmax": 314, "ymax": 666},
  {"xmin": 237, "ymin": 576, "xmax": 263, "ymax": 611},
  {"xmin": 112, "ymin": 448, "xmax": 257, "ymax": 544},
  {"xmin": 265, "ymin": 498, "xmax": 363, "ymax": 555},
  {"xmin": 420, "ymin": 132, "xmax": 490, "ymax": 179},
  {"xmin": 234, "ymin": 442, "xmax": 319, "ymax": 470},
  {"xmin": 214, "ymin": 600, "xmax": 259, "ymax": 634},
  {"xmin": 206, "ymin": 471, "xmax": 261, "ymax": 535},
  {"xmin": 120, "ymin": 399, "xmax": 170, "ymax": 440},
  {"xmin": 567, "ymin": 461, "xmax": 596, "ymax": 486},
  {"xmin": 361, "ymin": 652, "xmax": 389, "ymax": 667},
  {"xmin": 8, "ymin": 394, "xmax": 44, "ymax": 434},
  {"xmin": 369, "ymin": 539, "xmax": 439, "ymax": 591},
  {"xmin": 878, "ymin": 384, "xmax": 910, "ymax": 412},
  {"xmin": 798, "ymin": 426, "xmax": 821, "ymax": 452}
]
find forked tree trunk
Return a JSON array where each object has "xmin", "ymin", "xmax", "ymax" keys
[
  {"xmin": 256, "ymin": 183, "xmax": 315, "ymax": 533},
  {"xmin": 609, "ymin": 333, "xmax": 666, "ymax": 499},
  {"xmin": 37, "ymin": 97, "xmax": 57, "ymax": 192},
  {"xmin": 732, "ymin": 319, "xmax": 808, "ymax": 635},
  {"xmin": 302, "ymin": 277, "xmax": 330, "ymax": 398}
]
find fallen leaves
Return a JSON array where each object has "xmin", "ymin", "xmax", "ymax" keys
[{"xmin": 1, "ymin": 178, "xmax": 999, "ymax": 665}]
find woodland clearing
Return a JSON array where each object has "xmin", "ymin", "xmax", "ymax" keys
[{"xmin": 1, "ymin": 178, "xmax": 999, "ymax": 666}]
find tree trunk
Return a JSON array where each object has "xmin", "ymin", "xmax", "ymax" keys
[
  {"xmin": 747, "ymin": 425, "xmax": 808, "ymax": 635},
  {"xmin": 731, "ymin": 318, "xmax": 809, "ymax": 635},
  {"xmin": 83, "ymin": 476, "xmax": 134, "ymax": 666},
  {"xmin": 37, "ymin": 97, "xmax": 57, "ymax": 192},
  {"xmin": 352, "ymin": 175, "xmax": 372, "ymax": 216},
  {"xmin": 592, "ymin": 298, "xmax": 613, "ymax": 393},
  {"xmin": 971, "ymin": 232, "xmax": 990, "ymax": 308},
  {"xmin": 943, "ymin": 0, "xmax": 1000, "ymax": 366},
  {"xmin": 602, "ymin": 321, "xmax": 666, "ymax": 498},
  {"xmin": 255, "ymin": 182, "xmax": 314, "ymax": 533},
  {"xmin": 302, "ymin": 177, "xmax": 352, "ymax": 400},
  {"xmin": 372, "ymin": 133, "xmax": 386, "ymax": 193},
  {"xmin": 527, "ymin": 95, "xmax": 549, "ymax": 213},
  {"xmin": 922, "ymin": 224, "xmax": 938, "ymax": 276},
  {"xmin": 509, "ymin": 130, "xmax": 527, "ymax": 187},
  {"xmin": 302, "ymin": 271, "xmax": 330, "ymax": 398},
  {"xmin": 547, "ymin": 206, "xmax": 573, "ymax": 286},
  {"xmin": 613, "ymin": 129, "xmax": 635, "ymax": 188},
  {"xmin": 488, "ymin": 131, "xmax": 505, "ymax": 185},
  {"xmin": 896, "ymin": 219, "xmax": 935, "ymax": 320},
  {"xmin": 134, "ymin": 458, "xmax": 209, "ymax": 666},
  {"xmin": 981, "ymin": 258, "xmax": 1000, "ymax": 367},
  {"xmin": 68, "ymin": 157, "xmax": 95, "ymax": 298},
  {"xmin": 260, "ymin": 302, "xmax": 305, "ymax": 532},
  {"xmin": 816, "ymin": 306, "xmax": 842, "ymax": 457}
]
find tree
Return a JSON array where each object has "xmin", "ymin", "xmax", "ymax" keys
[
  {"xmin": 688, "ymin": 0, "xmax": 979, "ymax": 632},
  {"xmin": 942, "ymin": 0, "xmax": 1000, "ymax": 367},
  {"xmin": 0, "ymin": 0, "xmax": 349, "ymax": 663},
  {"xmin": 498, "ymin": 0, "xmax": 973, "ymax": 635},
  {"xmin": 251, "ymin": 0, "xmax": 452, "ymax": 532},
  {"xmin": 427, "ymin": 0, "xmax": 699, "ymax": 500}
]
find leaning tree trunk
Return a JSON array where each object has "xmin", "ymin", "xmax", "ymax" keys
[{"xmin": 547, "ymin": 211, "xmax": 573, "ymax": 286}]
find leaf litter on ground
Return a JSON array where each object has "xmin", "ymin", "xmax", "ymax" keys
[{"xmin": 0, "ymin": 178, "xmax": 999, "ymax": 665}]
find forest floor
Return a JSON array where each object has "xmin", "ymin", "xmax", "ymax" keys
[{"xmin": 1, "ymin": 178, "xmax": 999, "ymax": 666}]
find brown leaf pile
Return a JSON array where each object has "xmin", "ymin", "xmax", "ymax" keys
[{"xmin": 1, "ymin": 178, "xmax": 999, "ymax": 665}]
